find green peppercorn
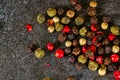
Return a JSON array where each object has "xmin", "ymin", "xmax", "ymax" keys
[
  {"xmin": 75, "ymin": 16, "xmax": 84, "ymax": 25},
  {"xmin": 78, "ymin": 54, "xmax": 87, "ymax": 64},
  {"xmin": 47, "ymin": 7, "xmax": 57, "ymax": 17},
  {"xmin": 110, "ymin": 25, "xmax": 119, "ymax": 35},
  {"xmin": 55, "ymin": 23, "xmax": 63, "ymax": 32},
  {"xmin": 79, "ymin": 27, "xmax": 87, "ymax": 36},
  {"xmin": 37, "ymin": 14, "xmax": 46, "ymax": 24},
  {"xmin": 61, "ymin": 16, "xmax": 71, "ymax": 24},
  {"xmin": 48, "ymin": 26, "xmax": 55, "ymax": 33},
  {"xmin": 88, "ymin": 60, "xmax": 98, "ymax": 71},
  {"xmin": 98, "ymin": 65, "xmax": 106, "ymax": 76},
  {"xmin": 34, "ymin": 48, "xmax": 45, "ymax": 58}
]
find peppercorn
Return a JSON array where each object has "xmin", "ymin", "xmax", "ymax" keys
[
  {"xmin": 113, "ymin": 70, "xmax": 120, "ymax": 80},
  {"xmin": 61, "ymin": 16, "xmax": 71, "ymax": 24},
  {"xmin": 48, "ymin": 26, "xmax": 55, "ymax": 33},
  {"xmin": 96, "ymin": 56, "xmax": 103, "ymax": 64},
  {"xmin": 42, "ymin": 77, "xmax": 51, "ymax": 80},
  {"xmin": 107, "ymin": 63, "xmax": 116, "ymax": 72},
  {"xmin": 70, "ymin": 0, "xmax": 77, "ymax": 5},
  {"xmin": 58, "ymin": 33, "xmax": 67, "ymax": 42},
  {"xmin": 102, "ymin": 38, "xmax": 109, "ymax": 45},
  {"xmin": 78, "ymin": 54, "xmax": 87, "ymax": 64},
  {"xmin": 110, "ymin": 25, "xmax": 119, "ymax": 35},
  {"xmin": 75, "ymin": 62, "xmax": 83, "ymax": 71},
  {"xmin": 72, "ymin": 47, "xmax": 80, "ymax": 56},
  {"xmin": 113, "ymin": 39, "xmax": 120, "ymax": 45},
  {"xmin": 112, "ymin": 45, "xmax": 120, "ymax": 53},
  {"xmin": 89, "ymin": 0, "xmax": 97, "ymax": 8},
  {"xmin": 64, "ymin": 47, "xmax": 71, "ymax": 55},
  {"xmin": 63, "ymin": 26, "xmax": 71, "ymax": 33},
  {"xmin": 85, "ymin": 50, "xmax": 94, "ymax": 58},
  {"xmin": 90, "ymin": 16, "xmax": 98, "ymax": 24},
  {"xmin": 66, "ymin": 10, "xmax": 75, "ymax": 18},
  {"xmin": 27, "ymin": 44, "xmax": 39, "ymax": 52},
  {"xmin": 57, "ymin": 8, "xmax": 64, "ymax": 15},
  {"xmin": 55, "ymin": 49, "xmax": 64, "ymax": 59},
  {"xmin": 110, "ymin": 53, "xmax": 119, "ymax": 63},
  {"xmin": 71, "ymin": 26, "xmax": 79, "ymax": 35},
  {"xmin": 37, "ymin": 14, "xmax": 46, "ymax": 24},
  {"xmin": 79, "ymin": 38, "xmax": 86, "ymax": 46},
  {"xmin": 55, "ymin": 23, "xmax": 63, "ymax": 32},
  {"xmin": 98, "ymin": 47, "xmax": 104, "ymax": 55},
  {"xmin": 75, "ymin": 16, "xmax": 84, "ymax": 25},
  {"xmin": 101, "ymin": 22, "xmax": 108, "ymax": 30},
  {"xmin": 26, "ymin": 24, "xmax": 33, "ymax": 32},
  {"xmin": 98, "ymin": 65, "xmax": 106, "ymax": 76},
  {"xmin": 103, "ymin": 15, "xmax": 112, "ymax": 23},
  {"xmin": 87, "ymin": 39, "xmax": 92, "ymax": 45},
  {"xmin": 88, "ymin": 60, "xmax": 98, "ymax": 71},
  {"xmin": 87, "ymin": 7, "xmax": 96, "ymax": 16},
  {"xmin": 97, "ymin": 34, "xmax": 103, "ymax": 42},
  {"xmin": 47, "ymin": 19, "xmax": 54, "ymax": 26},
  {"xmin": 68, "ymin": 32, "xmax": 75, "ymax": 40},
  {"xmin": 104, "ymin": 57, "xmax": 111, "ymax": 65},
  {"xmin": 75, "ymin": 4, "xmax": 82, "ymax": 11},
  {"xmin": 66, "ymin": 76, "xmax": 74, "ymax": 80},
  {"xmin": 105, "ymin": 46, "xmax": 111, "ymax": 54},
  {"xmin": 86, "ymin": 31, "xmax": 95, "ymax": 38},
  {"xmin": 53, "ymin": 16, "xmax": 60, "ymax": 23},
  {"xmin": 65, "ymin": 40, "xmax": 72, "ymax": 47},
  {"xmin": 90, "ymin": 24, "xmax": 98, "ymax": 32},
  {"xmin": 47, "ymin": 7, "xmax": 57, "ymax": 17},
  {"xmin": 79, "ymin": 27, "xmax": 87, "ymax": 36},
  {"xmin": 72, "ymin": 40, "xmax": 79, "ymax": 47},
  {"xmin": 34, "ymin": 48, "xmax": 45, "ymax": 58}
]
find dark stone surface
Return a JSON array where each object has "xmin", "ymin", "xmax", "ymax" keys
[{"xmin": 0, "ymin": 0, "xmax": 120, "ymax": 80}]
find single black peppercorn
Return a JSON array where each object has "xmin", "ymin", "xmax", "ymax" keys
[
  {"xmin": 72, "ymin": 40, "xmax": 79, "ymax": 47},
  {"xmin": 75, "ymin": 62, "xmax": 83, "ymax": 71},
  {"xmin": 71, "ymin": 26, "xmax": 79, "ymax": 35},
  {"xmin": 68, "ymin": 32, "xmax": 75, "ymax": 40},
  {"xmin": 102, "ymin": 38, "xmax": 109, "ymax": 45},
  {"xmin": 85, "ymin": 50, "xmax": 94, "ymax": 58},
  {"xmin": 107, "ymin": 63, "xmax": 116, "ymax": 72},
  {"xmin": 113, "ymin": 39, "xmax": 120, "ymax": 45},
  {"xmin": 58, "ymin": 33, "xmax": 67, "ymax": 42},
  {"xmin": 72, "ymin": 47, "xmax": 80, "ymax": 56},
  {"xmin": 87, "ymin": 39, "xmax": 92, "ymax": 45},
  {"xmin": 64, "ymin": 47, "xmax": 71, "ymax": 55},
  {"xmin": 98, "ymin": 47, "xmax": 104, "ymax": 55},
  {"xmin": 104, "ymin": 57, "xmax": 111, "ymax": 65},
  {"xmin": 103, "ymin": 15, "xmax": 112, "ymax": 23},
  {"xmin": 68, "ymin": 55, "xmax": 76, "ymax": 63},
  {"xmin": 105, "ymin": 46, "xmax": 111, "ymax": 54}
]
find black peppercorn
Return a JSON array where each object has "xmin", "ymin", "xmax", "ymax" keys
[
  {"xmin": 102, "ymin": 38, "xmax": 109, "ymax": 45},
  {"xmin": 86, "ymin": 31, "xmax": 95, "ymax": 38},
  {"xmin": 75, "ymin": 4, "xmax": 82, "ymax": 11},
  {"xmin": 72, "ymin": 40, "xmax": 79, "ymax": 47},
  {"xmin": 105, "ymin": 46, "xmax": 111, "ymax": 54},
  {"xmin": 113, "ymin": 39, "xmax": 120, "ymax": 45},
  {"xmin": 72, "ymin": 47, "xmax": 80, "ymax": 56},
  {"xmin": 107, "ymin": 63, "xmax": 116, "ymax": 72},
  {"xmin": 57, "ymin": 8, "xmax": 64, "ymax": 15},
  {"xmin": 66, "ymin": 76, "xmax": 74, "ymax": 80},
  {"xmin": 68, "ymin": 32, "xmax": 75, "ymax": 40},
  {"xmin": 58, "ymin": 33, "xmax": 67, "ymax": 42},
  {"xmin": 27, "ymin": 44, "xmax": 39, "ymax": 52},
  {"xmin": 70, "ymin": 0, "xmax": 77, "ymax": 5},
  {"xmin": 104, "ymin": 57, "xmax": 111, "ymax": 65},
  {"xmin": 97, "ymin": 35, "xmax": 103, "ymax": 42},
  {"xmin": 87, "ymin": 7, "xmax": 96, "ymax": 16},
  {"xmin": 64, "ymin": 47, "xmax": 71, "ymax": 55},
  {"xmin": 68, "ymin": 55, "xmax": 76, "ymax": 63},
  {"xmin": 87, "ymin": 39, "xmax": 92, "ymax": 45},
  {"xmin": 103, "ymin": 15, "xmax": 112, "ymax": 23},
  {"xmin": 85, "ymin": 50, "xmax": 94, "ymax": 58},
  {"xmin": 75, "ymin": 62, "xmax": 83, "ymax": 71},
  {"xmin": 71, "ymin": 26, "xmax": 79, "ymax": 35},
  {"xmin": 98, "ymin": 47, "xmax": 104, "ymax": 55},
  {"xmin": 90, "ymin": 16, "xmax": 98, "ymax": 24}
]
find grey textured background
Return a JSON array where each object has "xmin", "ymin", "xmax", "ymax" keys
[{"xmin": 0, "ymin": 0, "xmax": 120, "ymax": 80}]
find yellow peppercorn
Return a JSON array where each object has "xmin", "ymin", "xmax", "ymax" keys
[
  {"xmin": 55, "ymin": 23, "xmax": 63, "ymax": 32},
  {"xmin": 79, "ymin": 38, "xmax": 86, "ymax": 46},
  {"xmin": 47, "ymin": 8, "xmax": 57, "ymax": 17},
  {"xmin": 98, "ymin": 65, "xmax": 106, "ymax": 76},
  {"xmin": 65, "ymin": 40, "xmax": 72, "ymax": 47},
  {"xmin": 110, "ymin": 26, "xmax": 119, "ymax": 35},
  {"xmin": 90, "ymin": 0, "xmax": 97, "ymax": 8},
  {"xmin": 101, "ymin": 22, "xmax": 108, "ymax": 30},
  {"xmin": 37, "ymin": 14, "xmax": 46, "ymax": 24},
  {"xmin": 48, "ymin": 26, "xmax": 55, "ymax": 33},
  {"xmin": 66, "ymin": 10, "xmax": 75, "ymax": 18},
  {"xmin": 53, "ymin": 16, "xmax": 60, "ymax": 23},
  {"xmin": 78, "ymin": 54, "xmax": 87, "ymax": 64},
  {"xmin": 79, "ymin": 27, "xmax": 87, "ymax": 36},
  {"xmin": 75, "ymin": 16, "xmax": 84, "ymax": 25},
  {"xmin": 112, "ymin": 45, "xmax": 120, "ymax": 53},
  {"xmin": 34, "ymin": 48, "xmax": 45, "ymax": 58},
  {"xmin": 42, "ymin": 77, "xmax": 51, "ymax": 80}
]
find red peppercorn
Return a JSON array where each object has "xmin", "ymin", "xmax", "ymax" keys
[
  {"xmin": 114, "ymin": 70, "xmax": 120, "ymax": 80},
  {"xmin": 110, "ymin": 53, "xmax": 119, "ymax": 63},
  {"xmin": 47, "ymin": 42, "xmax": 54, "ymax": 51},
  {"xmin": 55, "ymin": 49, "xmax": 64, "ymax": 59},
  {"xmin": 26, "ymin": 24, "xmax": 33, "ymax": 32},
  {"xmin": 90, "ymin": 45, "xmax": 96, "ymax": 53},
  {"xmin": 92, "ymin": 36, "xmax": 97, "ymax": 44},
  {"xmin": 90, "ymin": 55, "xmax": 95, "ymax": 60},
  {"xmin": 108, "ymin": 33, "xmax": 116, "ymax": 41},
  {"xmin": 90, "ymin": 24, "xmax": 98, "ymax": 32},
  {"xmin": 96, "ymin": 56, "xmax": 103, "ymax": 64},
  {"xmin": 62, "ymin": 26, "xmax": 70, "ymax": 33},
  {"xmin": 82, "ymin": 46, "xmax": 87, "ymax": 53}
]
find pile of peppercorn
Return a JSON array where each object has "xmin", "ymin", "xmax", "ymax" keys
[{"xmin": 26, "ymin": 0, "xmax": 120, "ymax": 80}]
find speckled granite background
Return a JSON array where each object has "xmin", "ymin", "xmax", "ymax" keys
[{"xmin": 0, "ymin": 0, "xmax": 120, "ymax": 80}]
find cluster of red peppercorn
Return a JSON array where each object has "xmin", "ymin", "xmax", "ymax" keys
[{"xmin": 26, "ymin": 0, "xmax": 120, "ymax": 80}]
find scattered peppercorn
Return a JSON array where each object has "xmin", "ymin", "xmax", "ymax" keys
[
  {"xmin": 47, "ymin": 7, "xmax": 57, "ymax": 17},
  {"xmin": 75, "ymin": 16, "xmax": 84, "ymax": 25},
  {"xmin": 34, "ymin": 48, "xmax": 45, "ymax": 58},
  {"xmin": 37, "ymin": 14, "xmax": 46, "ymax": 24}
]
